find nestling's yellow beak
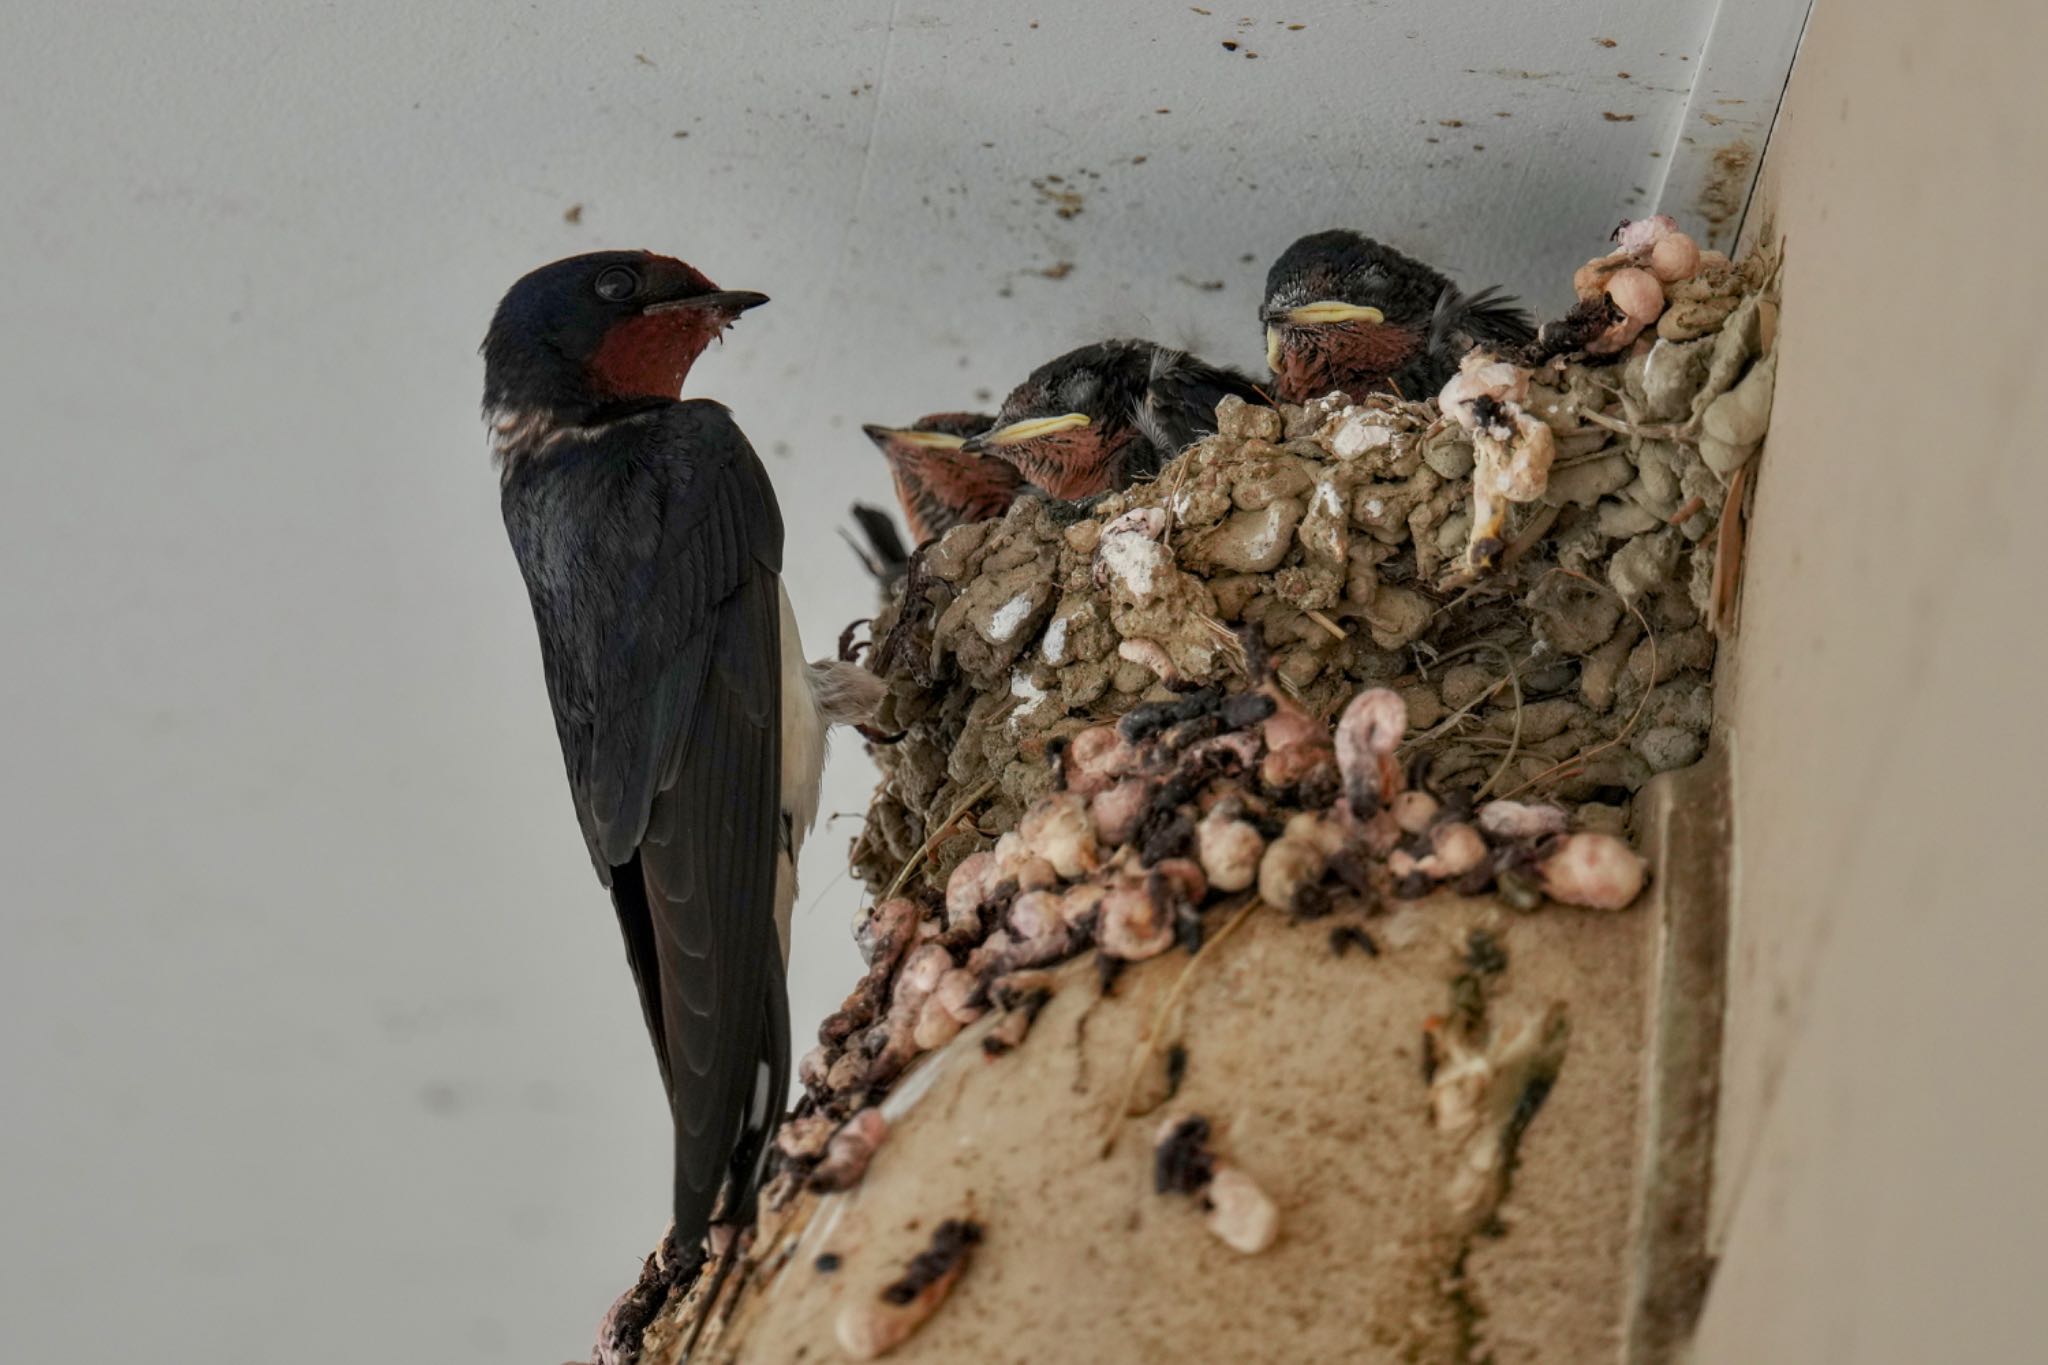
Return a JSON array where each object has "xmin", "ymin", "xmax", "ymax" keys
[
  {"xmin": 1284, "ymin": 300, "xmax": 1387, "ymax": 326},
  {"xmin": 980, "ymin": 412, "xmax": 1092, "ymax": 446},
  {"xmin": 875, "ymin": 428, "xmax": 968, "ymax": 450},
  {"xmin": 1268, "ymin": 302, "xmax": 1387, "ymax": 371}
]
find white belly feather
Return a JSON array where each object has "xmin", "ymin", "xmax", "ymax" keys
[
  {"xmin": 776, "ymin": 582, "xmax": 826, "ymax": 964},
  {"xmin": 773, "ymin": 582, "xmax": 887, "ymax": 964}
]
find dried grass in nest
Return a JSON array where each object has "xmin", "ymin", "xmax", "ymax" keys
[
  {"xmin": 1578, "ymin": 403, "xmax": 1695, "ymax": 443},
  {"xmin": 1303, "ymin": 608, "xmax": 1350, "ymax": 642},
  {"xmin": 1709, "ymin": 464, "xmax": 1751, "ymax": 636},
  {"xmin": 879, "ymin": 776, "xmax": 1000, "ymax": 905},
  {"xmin": 1399, "ymin": 638, "xmax": 1532, "ymax": 751},
  {"xmin": 1474, "ymin": 645, "xmax": 1527, "ymax": 801},
  {"xmin": 1195, "ymin": 609, "xmax": 1250, "ymax": 674}
]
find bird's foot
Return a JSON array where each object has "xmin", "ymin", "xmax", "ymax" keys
[
  {"xmin": 591, "ymin": 1229, "xmax": 703, "ymax": 1365},
  {"xmin": 591, "ymin": 1274, "xmax": 663, "ymax": 1365}
]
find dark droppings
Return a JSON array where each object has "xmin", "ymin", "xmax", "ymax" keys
[
  {"xmin": 1175, "ymin": 899, "xmax": 1205, "ymax": 954},
  {"xmin": 1522, "ymin": 293, "xmax": 1624, "ymax": 367},
  {"xmin": 880, "ymin": 1219, "xmax": 984, "ymax": 1305},
  {"xmin": 982, "ymin": 984, "xmax": 1053, "ymax": 1056},
  {"xmin": 1327, "ymin": 847, "xmax": 1375, "ymax": 898},
  {"xmin": 1165, "ymin": 1043, "xmax": 1189, "ymax": 1099},
  {"xmin": 992, "ymin": 979, "xmax": 1053, "ymax": 1015},
  {"xmin": 814, "ymin": 1252, "xmax": 841, "ymax": 1273},
  {"xmin": 1220, "ymin": 690, "xmax": 1277, "ymax": 730},
  {"xmin": 1495, "ymin": 865, "xmax": 1545, "ymax": 911},
  {"xmin": 1153, "ymin": 1115, "xmax": 1216, "ymax": 1195},
  {"xmin": 1045, "ymin": 732, "xmax": 1073, "ymax": 786},
  {"xmin": 1291, "ymin": 883, "xmax": 1334, "ymax": 919},
  {"xmin": 1158, "ymin": 710, "xmax": 1224, "ymax": 755},
  {"xmin": 1249, "ymin": 806, "xmax": 1290, "ymax": 840},
  {"xmin": 1120, "ymin": 686, "xmax": 1224, "ymax": 743},
  {"xmin": 1505, "ymin": 1071, "xmax": 1557, "ymax": 1156},
  {"xmin": 1329, "ymin": 924, "xmax": 1380, "ymax": 957},
  {"xmin": 1452, "ymin": 863, "xmax": 1497, "ymax": 896},
  {"xmin": 1465, "ymin": 929, "xmax": 1508, "ymax": 976},
  {"xmin": 1139, "ymin": 807, "xmax": 1197, "ymax": 865},
  {"xmin": 1291, "ymin": 765, "xmax": 1344, "ymax": 812}
]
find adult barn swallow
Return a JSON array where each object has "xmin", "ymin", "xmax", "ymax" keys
[
  {"xmin": 483, "ymin": 250, "xmax": 856, "ymax": 1284},
  {"xmin": 1261, "ymin": 230, "xmax": 1535, "ymax": 403},
  {"xmin": 861, "ymin": 412, "xmax": 1024, "ymax": 547},
  {"xmin": 964, "ymin": 340, "xmax": 1269, "ymax": 500}
]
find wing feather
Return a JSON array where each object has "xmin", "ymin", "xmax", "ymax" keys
[{"xmin": 1135, "ymin": 348, "xmax": 1273, "ymax": 466}]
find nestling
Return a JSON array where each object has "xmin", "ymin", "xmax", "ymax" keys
[{"xmin": 1261, "ymin": 230, "xmax": 1534, "ymax": 403}]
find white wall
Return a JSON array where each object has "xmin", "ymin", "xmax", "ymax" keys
[
  {"xmin": 0, "ymin": 2, "xmax": 1779, "ymax": 1360},
  {"xmin": 1697, "ymin": 0, "xmax": 2048, "ymax": 1358}
]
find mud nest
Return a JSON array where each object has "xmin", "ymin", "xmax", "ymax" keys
[
  {"xmin": 776, "ymin": 231, "xmax": 1777, "ymax": 1155},
  {"xmin": 846, "ymin": 242, "xmax": 1779, "ymax": 910},
  {"xmin": 633, "ymin": 228, "xmax": 1778, "ymax": 1363}
]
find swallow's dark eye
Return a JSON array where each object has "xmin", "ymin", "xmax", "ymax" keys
[{"xmin": 594, "ymin": 266, "xmax": 639, "ymax": 301}]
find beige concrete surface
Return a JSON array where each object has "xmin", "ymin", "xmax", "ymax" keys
[
  {"xmin": 1699, "ymin": 0, "xmax": 2048, "ymax": 1357},
  {"xmin": 680, "ymin": 892, "xmax": 1652, "ymax": 1365}
]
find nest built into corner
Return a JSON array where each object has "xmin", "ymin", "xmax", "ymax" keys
[
  {"xmin": 849, "ymin": 234, "xmax": 1777, "ymax": 904},
  {"xmin": 628, "ymin": 224, "xmax": 1777, "ymax": 1365}
]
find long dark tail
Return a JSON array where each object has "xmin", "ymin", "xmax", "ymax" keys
[
  {"xmin": 843, "ymin": 502, "xmax": 911, "ymax": 586},
  {"xmin": 678, "ymin": 967, "xmax": 788, "ymax": 1360},
  {"xmin": 718, "ymin": 956, "xmax": 790, "ymax": 1230}
]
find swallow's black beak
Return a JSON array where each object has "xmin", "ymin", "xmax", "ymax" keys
[
  {"xmin": 861, "ymin": 423, "xmax": 892, "ymax": 447},
  {"xmin": 642, "ymin": 289, "xmax": 770, "ymax": 317}
]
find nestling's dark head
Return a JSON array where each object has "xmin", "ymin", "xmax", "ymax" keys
[
  {"xmin": 859, "ymin": 413, "xmax": 1021, "ymax": 544},
  {"xmin": 960, "ymin": 341, "xmax": 1151, "ymax": 499},
  {"xmin": 481, "ymin": 250, "xmax": 767, "ymax": 418},
  {"xmin": 1260, "ymin": 231, "xmax": 1448, "ymax": 402}
]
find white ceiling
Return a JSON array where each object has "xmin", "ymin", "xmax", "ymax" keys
[{"xmin": 0, "ymin": 1, "xmax": 1802, "ymax": 1361}]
